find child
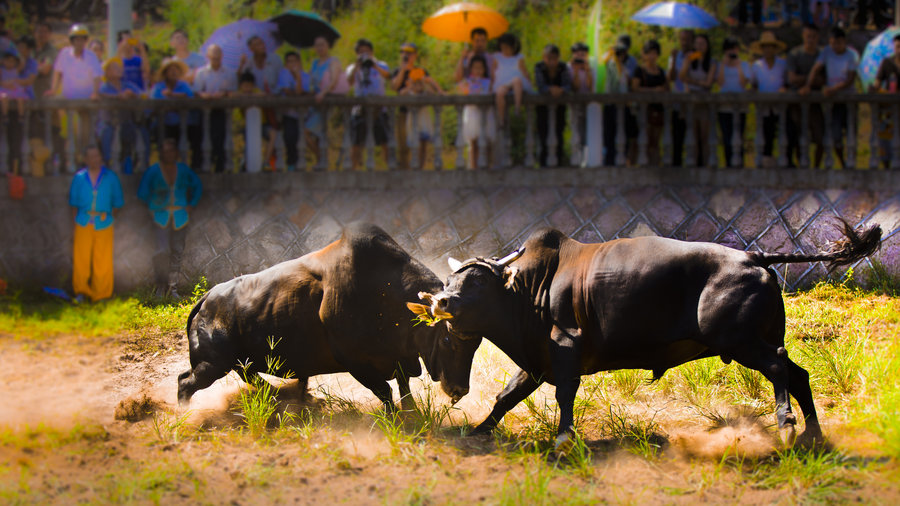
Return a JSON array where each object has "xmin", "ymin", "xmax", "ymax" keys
[
  {"xmin": 235, "ymin": 71, "xmax": 264, "ymax": 173},
  {"xmin": 0, "ymin": 49, "xmax": 27, "ymax": 120},
  {"xmin": 458, "ymin": 55, "xmax": 495, "ymax": 170},
  {"xmin": 400, "ymin": 69, "xmax": 436, "ymax": 170},
  {"xmin": 492, "ymin": 33, "xmax": 533, "ymax": 126},
  {"xmin": 98, "ymin": 57, "xmax": 140, "ymax": 171}
]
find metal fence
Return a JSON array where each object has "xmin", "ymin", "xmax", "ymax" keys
[{"xmin": 5, "ymin": 92, "xmax": 900, "ymax": 175}]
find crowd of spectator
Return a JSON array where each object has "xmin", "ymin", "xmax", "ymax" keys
[{"xmin": 0, "ymin": 11, "xmax": 897, "ymax": 177}]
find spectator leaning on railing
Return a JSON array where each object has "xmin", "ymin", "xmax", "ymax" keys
[
  {"xmin": 97, "ymin": 57, "xmax": 140, "ymax": 172},
  {"xmin": 239, "ymin": 35, "xmax": 283, "ymax": 169},
  {"xmin": 716, "ymin": 37, "xmax": 751, "ymax": 168},
  {"xmin": 193, "ymin": 44, "xmax": 238, "ymax": 173},
  {"xmin": 787, "ymin": 23, "xmax": 825, "ymax": 168},
  {"xmin": 346, "ymin": 38, "xmax": 391, "ymax": 171},
  {"xmin": 390, "ymin": 42, "xmax": 439, "ymax": 170},
  {"xmin": 32, "ymin": 21, "xmax": 59, "ymax": 162},
  {"xmin": 275, "ymin": 50, "xmax": 310, "ymax": 172},
  {"xmin": 631, "ymin": 39, "xmax": 669, "ymax": 167},
  {"xmin": 568, "ymin": 42, "xmax": 592, "ymax": 161},
  {"xmin": 869, "ymin": 33, "xmax": 899, "ymax": 168},
  {"xmin": 750, "ymin": 31, "xmax": 788, "ymax": 168},
  {"xmin": 492, "ymin": 32, "xmax": 532, "ymax": 127},
  {"xmin": 668, "ymin": 29, "xmax": 694, "ymax": 167},
  {"xmin": 151, "ymin": 58, "xmax": 202, "ymax": 170},
  {"xmin": 0, "ymin": 46, "xmax": 27, "ymax": 173},
  {"xmin": 602, "ymin": 38, "xmax": 633, "ymax": 167},
  {"xmin": 802, "ymin": 26, "xmax": 859, "ymax": 169},
  {"xmin": 679, "ymin": 33, "xmax": 717, "ymax": 167},
  {"xmin": 534, "ymin": 44, "xmax": 572, "ymax": 167},
  {"xmin": 48, "ymin": 24, "xmax": 102, "ymax": 168},
  {"xmin": 458, "ymin": 54, "xmax": 494, "ymax": 170},
  {"xmin": 306, "ymin": 35, "xmax": 348, "ymax": 169}
]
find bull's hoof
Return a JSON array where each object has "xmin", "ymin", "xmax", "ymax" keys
[
  {"xmin": 795, "ymin": 428, "xmax": 827, "ymax": 449},
  {"xmin": 554, "ymin": 433, "xmax": 575, "ymax": 455},
  {"xmin": 778, "ymin": 423, "xmax": 797, "ymax": 448},
  {"xmin": 467, "ymin": 425, "xmax": 494, "ymax": 437}
]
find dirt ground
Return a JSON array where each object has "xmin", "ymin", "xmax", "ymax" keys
[{"xmin": 2, "ymin": 327, "xmax": 899, "ymax": 505}]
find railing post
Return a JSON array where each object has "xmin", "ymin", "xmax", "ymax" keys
[
  {"xmin": 524, "ymin": 103, "xmax": 535, "ymax": 168},
  {"xmin": 707, "ymin": 101, "xmax": 718, "ymax": 168},
  {"xmin": 800, "ymin": 102, "xmax": 810, "ymax": 168},
  {"xmin": 731, "ymin": 107, "xmax": 741, "ymax": 168},
  {"xmin": 201, "ymin": 108, "xmax": 212, "ymax": 173},
  {"xmin": 66, "ymin": 109, "xmax": 77, "ymax": 173},
  {"xmin": 493, "ymin": 103, "xmax": 505, "ymax": 169},
  {"xmin": 662, "ymin": 102, "xmax": 671, "ymax": 167},
  {"xmin": 432, "ymin": 105, "xmax": 443, "ymax": 171},
  {"xmin": 637, "ymin": 102, "xmax": 648, "ymax": 167},
  {"xmin": 570, "ymin": 103, "xmax": 582, "ymax": 167},
  {"xmin": 477, "ymin": 104, "xmax": 487, "ymax": 169},
  {"xmin": 225, "ymin": 109, "xmax": 235, "ymax": 173},
  {"xmin": 546, "ymin": 103, "xmax": 558, "ymax": 167},
  {"xmin": 317, "ymin": 105, "xmax": 330, "ymax": 171},
  {"xmin": 364, "ymin": 105, "xmax": 375, "ymax": 171},
  {"xmin": 614, "ymin": 104, "xmax": 625, "ymax": 167},
  {"xmin": 847, "ymin": 102, "xmax": 857, "ymax": 170},
  {"xmin": 110, "ymin": 118, "xmax": 121, "ymax": 172},
  {"xmin": 296, "ymin": 107, "xmax": 307, "ymax": 172},
  {"xmin": 0, "ymin": 111, "xmax": 8, "ymax": 174},
  {"xmin": 341, "ymin": 106, "xmax": 352, "ymax": 171},
  {"xmin": 754, "ymin": 103, "xmax": 763, "ymax": 168},
  {"xmin": 823, "ymin": 102, "xmax": 834, "ymax": 170},
  {"xmin": 409, "ymin": 105, "xmax": 420, "ymax": 170},
  {"xmin": 504, "ymin": 105, "xmax": 513, "ymax": 168},
  {"xmin": 870, "ymin": 101, "xmax": 880, "ymax": 170},
  {"xmin": 178, "ymin": 110, "xmax": 189, "ymax": 163},
  {"xmin": 43, "ymin": 110, "xmax": 54, "ymax": 175},
  {"xmin": 684, "ymin": 101, "xmax": 695, "ymax": 168},
  {"xmin": 20, "ymin": 111, "xmax": 30, "ymax": 175},
  {"xmin": 454, "ymin": 104, "xmax": 465, "ymax": 169},
  {"xmin": 135, "ymin": 117, "xmax": 147, "ymax": 173},
  {"xmin": 892, "ymin": 103, "xmax": 900, "ymax": 170},
  {"xmin": 777, "ymin": 103, "xmax": 788, "ymax": 168}
]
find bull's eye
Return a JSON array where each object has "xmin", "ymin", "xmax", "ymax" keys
[{"xmin": 442, "ymin": 336, "xmax": 451, "ymax": 345}]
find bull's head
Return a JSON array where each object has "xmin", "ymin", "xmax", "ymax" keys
[{"xmin": 408, "ymin": 246, "xmax": 524, "ymax": 344}]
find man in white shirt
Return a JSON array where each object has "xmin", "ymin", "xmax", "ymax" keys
[
  {"xmin": 194, "ymin": 44, "xmax": 237, "ymax": 173},
  {"xmin": 801, "ymin": 26, "xmax": 859, "ymax": 169}
]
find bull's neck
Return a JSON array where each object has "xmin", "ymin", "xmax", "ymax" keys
[{"xmin": 484, "ymin": 267, "xmax": 554, "ymax": 374}]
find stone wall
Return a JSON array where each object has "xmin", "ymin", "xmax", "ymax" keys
[{"xmin": 3, "ymin": 168, "xmax": 899, "ymax": 293}]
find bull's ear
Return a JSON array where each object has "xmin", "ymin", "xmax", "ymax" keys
[
  {"xmin": 447, "ymin": 257, "xmax": 463, "ymax": 271},
  {"xmin": 503, "ymin": 266, "xmax": 518, "ymax": 289},
  {"xmin": 407, "ymin": 302, "xmax": 432, "ymax": 316},
  {"xmin": 417, "ymin": 291, "xmax": 435, "ymax": 305}
]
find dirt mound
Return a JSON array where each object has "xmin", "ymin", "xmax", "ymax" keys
[{"xmin": 114, "ymin": 393, "xmax": 162, "ymax": 422}]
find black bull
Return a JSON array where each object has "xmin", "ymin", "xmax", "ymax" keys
[
  {"xmin": 411, "ymin": 221, "xmax": 881, "ymax": 447},
  {"xmin": 178, "ymin": 223, "xmax": 480, "ymax": 410}
]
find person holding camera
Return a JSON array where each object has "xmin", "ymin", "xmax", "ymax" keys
[
  {"xmin": 568, "ymin": 42, "xmax": 592, "ymax": 161},
  {"xmin": 390, "ymin": 42, "xmax": 441, "ymax": 169},
  {"xmin": 716, "ymin": 37, "xmax": 751, "ymax": 168},
  {"xmin": 346, "ymin": 38, "xmax": 391, "ymax": 170}
]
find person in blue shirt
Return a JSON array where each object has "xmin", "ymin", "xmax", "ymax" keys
[
  {"xmin": 98, "ymin": 57, "xmax": 141, "ymax": 172},
  {"xmin": 68, "ymin": 146, "xmax": 124, "ymax": 302},
  {"xmin": 151, "ymin": 58, "xmax": 202, "ymax": 170},
  {"xmin": 276, "ymin": 51, "xmax": 310, "ymax": 171},
  {"xmin": 138, "ymin": 138, "xmax": 202, "ymax": 298}
]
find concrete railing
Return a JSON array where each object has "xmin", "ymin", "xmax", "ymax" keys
[{"xmin": 6, "ymin": 92, "xmax": 900, "ymax": 175}]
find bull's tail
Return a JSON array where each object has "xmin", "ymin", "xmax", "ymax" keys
[{"xmin": 754, "ymin": 220, "xmax": 881, "ymax": 270}]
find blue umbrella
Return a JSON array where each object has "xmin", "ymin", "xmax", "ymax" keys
[
  {"xmin": 859, "ymin": 27, "xmax": 900, "ymax": 89},
  {"xmin": 632, "ymin": 2, "xmax": 719, "ymax": 29},
  {"xmin": 200, "ymin": 19, "xmax": 281, "ymax": 70}
]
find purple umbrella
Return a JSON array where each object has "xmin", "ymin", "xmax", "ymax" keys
[{"xmin": 200, "ymin": 19, "xmax": 281, "ymax": 70}]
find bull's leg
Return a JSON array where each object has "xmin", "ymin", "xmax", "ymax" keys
[
  {"xmin": 395, "ymin": 371, "xmax": 416, "ymax": 412},
  {"xmin": 177, "ymin": 362, "xmax": 228, "ymax": 406},
  {"xmin": 348, "ymin": 368, "xmax": 396, "ymax": 413},
  {"xmin": 786, "ymin": 358, "xmax": 823, "ymax": 445},
  {"xmin": 732, "ymin": 343, "xmax": 796, "ymax": 445},
  {"xmin": 550, "ymin": 326, "xmax": 582, "ymax": 451},
  {"xmin": 470, "ymin": 368, "xmax": 542, "ymax": 436}
]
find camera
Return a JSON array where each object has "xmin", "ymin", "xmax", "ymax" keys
[
  {"xmin": 402, "ymin": 54, "xmax": 410, "ymax": 64},
  {"xmin": 358, "ymin": 54, "xmax": 374, "ymax": 69},
  {"xmin": 573, "ymin": 58, "xmax": 585, "ymax": 65}
]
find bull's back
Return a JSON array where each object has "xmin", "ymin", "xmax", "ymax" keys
[{"xmin": 578, "ymin": 236, "xmax": 773, "ymax": 369}]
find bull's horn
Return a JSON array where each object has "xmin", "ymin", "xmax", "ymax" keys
[
  {"xmin": 497, "ymin": 246, "xmax": 525, "ymax": 267},
  {"xmin": 448, "ymin": 257, "xmax": 463, "ymax": 271}
]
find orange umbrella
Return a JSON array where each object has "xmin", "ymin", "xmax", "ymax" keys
[{"xmin": 422, "ymin": 3, "xmax": 509, "ymax": 43}]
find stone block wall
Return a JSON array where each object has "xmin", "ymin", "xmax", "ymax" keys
[{"xmin": 2, "ymin": 168, "xmax": 898, "ymax": 293}]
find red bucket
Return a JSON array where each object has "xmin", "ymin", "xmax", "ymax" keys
[{"xmin": 7, "ymin": 173, "xmax": 24, "ymax": 200}]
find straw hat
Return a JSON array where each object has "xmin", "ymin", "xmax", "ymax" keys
[
  {"xmin": 102, "ymin": 56, "xmax": 123, "ymax": 74},
  {"xmin": 156, "ymin": 57, "xmax": 189, "ymax": 81},
  {"xmin": 750, "ymin": 31, "xmax": 787, "ymax": 54}
]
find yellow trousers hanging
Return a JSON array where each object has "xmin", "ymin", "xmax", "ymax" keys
[{"xmin": 72, "ymin": 223, "xmax": 115, "ymax": 302}]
